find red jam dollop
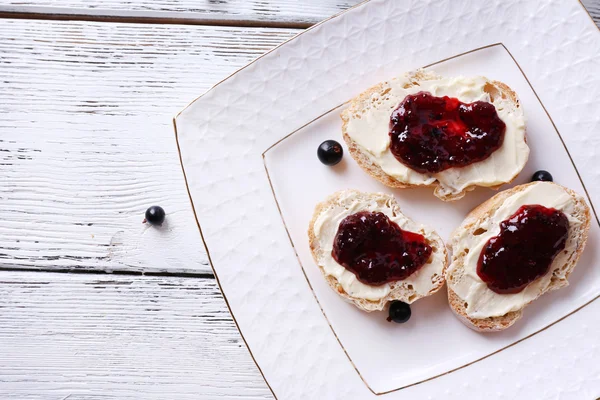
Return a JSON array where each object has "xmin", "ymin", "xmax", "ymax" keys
[
  {"xmin": 477, "ymin": 204, "xmax": 569, "ymax": 294},
  {"xmin": 332, "ymin": 211, "xmax": 432, "ymax": 286},
  {"xmin": 389, "ymin": 91, "xmax": 506, "ymax": 174}
]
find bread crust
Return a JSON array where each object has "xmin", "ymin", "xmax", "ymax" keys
[
  {"xmin": 445, "ymin": 182, "xmax": 591, "ymax": 332},
  {"xmin": 340, "ymin": 72, "xmax": 526, "ymax": 202},
  {"xmin": 308, "ymin": 189, "xmax": 448, "ymax": 312}
]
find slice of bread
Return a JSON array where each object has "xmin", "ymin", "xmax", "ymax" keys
[
  {"xmin": 341, "ymin": 70, "xmax": 528, "ymax": 201},
  {"xmin": 308, "ymin": 189, "xmax": 448, "ymax": 312},
  {"xmin": 446, "ymin": 182, "xmax": 591, "ymax": 332}
]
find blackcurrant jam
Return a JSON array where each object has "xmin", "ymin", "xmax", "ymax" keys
[
  {"xmin": 389, "ymin": 91, "xmax": 506, "ymax": 174},
  {"xmin": 332, "ymin": 211, "xmax": 432, "ymax": 286},
  {"xmin": 477, "ymin": 205, "xmax": 569, "ymax": 294}
]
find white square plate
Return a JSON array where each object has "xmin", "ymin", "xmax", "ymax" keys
[
  {"xmin": 175, "ymin": 1, "xmax": 600, "ymax": 398},
  {"xmin": 263, "ymin": 43, "xmax": 600, "ymax": 394}
]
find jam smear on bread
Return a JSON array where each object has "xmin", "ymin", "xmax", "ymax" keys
[
  {"xmin": 389, "ymin": 91, "xmax": 506, "ymax": 173},
  {"xmin": 477, "ymin": 205, "xmax": 569, "ymax": 294},
  {"xmin": 332, "ymin": 211, "xmax": 432, "ymax": 286}
]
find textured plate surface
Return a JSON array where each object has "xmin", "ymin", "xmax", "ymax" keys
[{"xmin": 175, "ymin": 0, "xmax": 600, "ymax": 398}]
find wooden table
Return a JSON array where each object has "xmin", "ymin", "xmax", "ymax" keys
[{"xmin": 0, "ymin": 2, "xmax": 598, "ymax": 398}]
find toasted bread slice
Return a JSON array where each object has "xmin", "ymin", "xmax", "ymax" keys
[
  {"xmin": 341, "ymin": 70, "xmax": 528, "ymax": 201},
  {"xmin": 446, "ymin": 182, "xmax": 591, "ymax": 332},
  {"xmin": 308, "ymin": 189, "xmax": 448, "ymax": 312}
]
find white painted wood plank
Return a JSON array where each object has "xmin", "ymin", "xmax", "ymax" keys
[
  {"xmin": 584, "ymin": 0, "xmax": 600, "ymax": 25},
  {"xmin": 0, "ymin": 271, "xmax": 272, "ymax": 399},
  {"xmin": 1, "ymin": 0, "xmax": 599, "ymax": 27},
  {"xmin": 0, "ymin": 1, "xmax": 359, "ymax": 26},
  {"xmin": 0, "ymin": 19, "xmax": 298, "ymax": 273}
]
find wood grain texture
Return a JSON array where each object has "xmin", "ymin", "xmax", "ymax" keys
[
  {"xmin": 0, "ymin": 0, "xmax": 359, "ymax": 26},
  {"xmin": 0, "ymin": 270, "xmax": 272, "ymax": 399},
  {"xmin": 1, "ymin": 0, "xmax": 599, "ymax": 28},
  {"xmin": 0, "ymin": 19, "xmax": 297, "ymax": 274},
  {"xmin": 585, "ymin": 0, "xmax": 600, "ymax": 26}
]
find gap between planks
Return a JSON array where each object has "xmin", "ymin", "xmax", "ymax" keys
[
  {"xmin": 0, "ymin": 0, "xmax": 362, "ymax": 28},
  {"xmin": 0, "ymin": 8, "xmax": 314, "ymax": 29},
  {"xmin": 0, "ymin": 266, "xmax": 215, "ymax": 279}
]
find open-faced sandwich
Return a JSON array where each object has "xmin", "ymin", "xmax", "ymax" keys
[
  {"xmin": 341, "ymin": 70, "xmax": 529, "ymax": 201},
  {"xmin": 445, "ymin": 181, "xmax": 591, "ymax": 331},
  {"xmin": 308, "ymin": 190, "xmax": 448, "ymax": 313}
]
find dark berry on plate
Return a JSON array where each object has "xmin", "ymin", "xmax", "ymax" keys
[
  {"xmin": 317, "ymin": 140, "xmax": 343, "ymax": 166},
  {"xmin": 531, "ymin": 170, "xmax": 553, "ymax": 182},
  {"xmin": 144, "ymin": 206, "xmax": 165, "ymax": 226},
  {"xmin": 387, "ymin": 301, "xmax": 411, "ymax": 323}
]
